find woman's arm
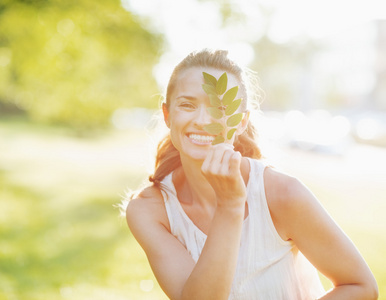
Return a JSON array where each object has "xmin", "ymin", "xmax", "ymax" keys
[
  {"xmin": 127, "ymin": 146, "xmax": 247, "ymax": 300},
  {"xmin": 127, "ymin": 193, "xmax": 195, "ymax": 299},
  {"xmin": 265, "ymin": 168, "xmax": 379, "ymax": 300}
]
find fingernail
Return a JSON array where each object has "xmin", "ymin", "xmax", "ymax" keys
[{"xmin": 223, "ymin": 143, "xmax": 234, "ymax": 149}]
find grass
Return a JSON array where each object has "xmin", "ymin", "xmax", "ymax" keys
[
  {"xmin": 273, "ymin": 145, "xmax": 386, "ymax": 298},
  {"xmin": 0, "ymin": 118, "xmax": 167, "ymax": 300},
  {"xmin": 0, "ymin": 117, "xmax": 385, "ymax": 299}
]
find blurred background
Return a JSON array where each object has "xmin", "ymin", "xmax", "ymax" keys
[{"xmin": 1, "ymin": 0, "xmax": 385, "ymax": 299}]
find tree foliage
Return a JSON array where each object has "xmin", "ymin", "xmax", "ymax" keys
[{"xmin": 0, "ymin": 0, "xmax": 163, "ymax": 128}]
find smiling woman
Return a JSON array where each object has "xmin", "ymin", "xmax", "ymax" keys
[{"xmin": 124, "ymin": 49, "xmax": 378, "ymax": 300}]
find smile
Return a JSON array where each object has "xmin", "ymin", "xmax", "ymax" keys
[{"xmin": 188, "ymin": 133, "xmax": 215, "ymax": 145}]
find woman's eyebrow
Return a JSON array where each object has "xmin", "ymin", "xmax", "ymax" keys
[{"xmin": 176, "ymin": 95, "xmax": 197, "ymax": 100}]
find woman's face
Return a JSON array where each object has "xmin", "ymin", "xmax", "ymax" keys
[{"xmin": 163, "ymin": 67, "xmax": 245, "ymax": 162}]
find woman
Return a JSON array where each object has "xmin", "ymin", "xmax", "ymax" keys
[{"xmin": 126, "ymin": 49, "xmax": 378, "ymax": 299}]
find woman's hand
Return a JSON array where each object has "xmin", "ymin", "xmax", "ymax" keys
[{"xmin": 201, "ymin": 143, "xmax": 247, "ymax": 210}]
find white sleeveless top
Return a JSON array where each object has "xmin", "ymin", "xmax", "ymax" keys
[{"xmin": 161, "ymin": 158, "xmax": 325, "ymax": 300}]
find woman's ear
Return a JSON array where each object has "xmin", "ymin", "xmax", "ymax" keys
[
  {"xmin": 236, "ymin": 110, "xmax": 250, "ymax": 135},
  {"xmin": 162, "ymin": 103, "xmax": 170, "ymax": 128}
]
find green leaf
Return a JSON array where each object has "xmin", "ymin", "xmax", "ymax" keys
[
  {"xmin": 209, "ymin": 94, "xmax": 222, "ymax": 107},
  {"xmin": 222, "ymin": 86, "xmax": 238, "ymax": 105},
  {"xmin": 203, "ymin": 123, "xmax": 224, "ymax": 135},
  {"xmin": 225, "ymin": 99, "xmax": 242, "ymax": 116},
  {"xmin": 212, "ymin": 135, "xmax": 225, "ymax": 145},
  {"xmin": 226, "ymin": 113, "xmax": 243, "ymax": 127},
  {"xmin": 216, "ymin": 72, "xmax": 227, "ymax": 95},
  {"xmin": 203, "ymin": 72, "xmax": 217, "ymax": 87},
  {"xmin": 227, "ymin": 128, "xmax": 237, "ymax": 140},
  {"xmin": 207, "ymin": 107, "xmax": 223, "ymax": 119},
  {"xmin": 202, "ymin": 84, "xmax": 217, "ymax": 95}
]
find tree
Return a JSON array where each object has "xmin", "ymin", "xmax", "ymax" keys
[{"xmin": 0, "ymin": 0, "xmax": 163, "ymax": 128}]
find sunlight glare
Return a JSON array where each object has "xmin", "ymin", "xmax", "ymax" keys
[
  {"xmin": 139, "ymin": 280, "xmax": 154, "ymax": 292},
  {"xmin": 357, "ymin": 118, "xmax": 383, "ymax": 140}
]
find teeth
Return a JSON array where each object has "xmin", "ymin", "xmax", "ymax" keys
[{"xmin": 188, "ymin": 134, "xmax": 215, "ymax": 143}]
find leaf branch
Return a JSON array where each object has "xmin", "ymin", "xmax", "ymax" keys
[{"xmin": 202, "ymin": 71, "xmax": 243, "ymax": 145}]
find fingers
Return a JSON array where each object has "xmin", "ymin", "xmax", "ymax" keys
[
  {"xmin": 202, "ymin": 144, "xmax": 241, "ymax": 177},
  {"xmin": 201, "ymin": 144, "xmax": 246, "ymax": 205},
  {"xmin": 228, "ymin": 151, "xmax": 242, "ymax": 174},
  {"xmin": 219, "ymin": 150, "xmax": 232, "ymax": 174},
  {"xmin": 211, "ymin": 145, "xmax": 227, "ymax": 171},
  {"xmin": 202, "ymin": 144, "xmax": 228, "ymax": 175}
]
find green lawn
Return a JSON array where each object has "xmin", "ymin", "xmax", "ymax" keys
[
  {"xmin": 0, "ymin": 118, "xmax": 385, "ymax": 299},
  {"xmin": 0, "ymin": 118, "xmax": 167, "ymax": 300}
]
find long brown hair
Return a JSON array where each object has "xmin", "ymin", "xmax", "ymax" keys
[{"xmin": 149, "ymin": 49, "xmax": 262, "ymax": 189}]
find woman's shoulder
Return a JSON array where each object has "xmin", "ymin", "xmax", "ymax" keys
[
  {"xmin": 262, "ymin": 166, "xmax": 316, "ymax": 240},
  {"xmin": 126, "ymin": 185, "xmax": 171, "ymax": 233},
  {"xmin": 263, "ymin": 167, "xmax": 302, "ymax": 199},
  {"xmin": 264, "ymin": 166, "xmax": 315, "ymax": 208}
]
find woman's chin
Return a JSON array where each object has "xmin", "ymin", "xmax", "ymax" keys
[{"xmin": 181, "ymin": 149, "xmax": 209, "ymax": 162}]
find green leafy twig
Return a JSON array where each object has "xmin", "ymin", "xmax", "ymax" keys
[{"xmin": 202, "ymin": 71, "xmax": 243, "ymax": 145}]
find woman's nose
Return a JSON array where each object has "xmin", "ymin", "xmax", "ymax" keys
[{"xmin": 193, "ymin": 106, "xmax": 212, "ymax": 126}]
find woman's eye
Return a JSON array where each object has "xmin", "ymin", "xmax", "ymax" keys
[{"xmin": 180, "ymin": 102, "xmax": 195, "ymax": 109}]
